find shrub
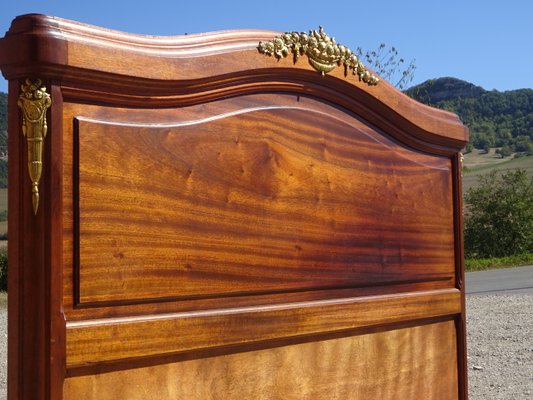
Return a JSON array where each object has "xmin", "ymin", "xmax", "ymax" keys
[{"xmin": 464, "ymin": 169, "xmax": 533, "ymax": 258}]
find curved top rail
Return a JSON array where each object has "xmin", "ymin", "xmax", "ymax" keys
[{"xmin": 0, "ymin": 14, "xmax": 468, "ymax": 152}]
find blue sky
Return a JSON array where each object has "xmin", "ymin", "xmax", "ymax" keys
[{"xmin": 0, "ymin": 0, "xmax": 532, "ymax": 93}]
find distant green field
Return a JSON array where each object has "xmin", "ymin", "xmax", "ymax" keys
[{"xmin": 463, "ymin": 155, "xmax": 533, "ymax": 193}]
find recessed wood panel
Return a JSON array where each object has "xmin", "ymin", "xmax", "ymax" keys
[
  {"xmin": 64, "ymin": 320, "xmax": 459, "ymax": 400},
  {"xmin": 75, "ymin": 101, "xmax": 454, "ymax": 305}
]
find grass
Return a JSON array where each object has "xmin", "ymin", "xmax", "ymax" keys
[
  {"xmin": 462, "ymin": 153, "xmax": 533, "ymax": 193},
  {"xmin": 463, "ymin": 147, "xmax": 511, "ymax": 168},
  {"xmin": 465, "ymin": 253, "xmax": 533, "ymax": 272}
]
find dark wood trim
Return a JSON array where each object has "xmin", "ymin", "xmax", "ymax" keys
[
  {"xmin": 72, "ymin": 118, "xmax": 81, "ymax": 307},
  {"xmin": 48, "ymin": 83, "xmax": 67, "ymax": 400},
  {"xmin": 452, "ymin": 153, "xmax": 468, "ymax": 399}
]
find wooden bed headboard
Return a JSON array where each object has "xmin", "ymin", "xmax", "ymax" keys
[{"xmin": 0, "ymin": 15, "xmax": 469, "ymax": 400}]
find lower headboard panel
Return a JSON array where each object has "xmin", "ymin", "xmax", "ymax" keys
[{"xmin": 64, "ymin": 320, "xmax": 458, "ymax": 400}]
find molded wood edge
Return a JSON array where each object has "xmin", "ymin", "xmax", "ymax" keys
[
  {"xmin": 66, "ymin": 288, "xmax": 461, "ymax": 368},
  {"xmin": 0, "ymin": 14, "xmax": 468, "ymax": 151}
]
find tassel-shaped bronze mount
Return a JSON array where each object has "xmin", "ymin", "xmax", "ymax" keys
[{"xmin": 18, "ymin": 78, "xmax": 51, "ymax": 215}]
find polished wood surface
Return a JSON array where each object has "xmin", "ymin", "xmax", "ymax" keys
[
  {"xmin": 0, "ymin": 14, "xmax": 469, "ymax": 400},
  {"xmin": 72, "ymin": 95, "xmax": 455, "ymax": 305},
  {"xmin": 64, "ymin": 320, "xmax": 459, "ymax": 400},
  {"xmin": 66, "ymin": 289, "xmax": 460, "ymax": 367}
]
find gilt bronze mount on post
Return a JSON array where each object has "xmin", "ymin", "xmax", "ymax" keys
[{"xmin": 18, "ymin": 78, "xmax": 51, "ymax": 215}]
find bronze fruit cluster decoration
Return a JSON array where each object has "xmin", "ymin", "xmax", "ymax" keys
[{"xmin": 258, "ymin": 27, "xmax": 379, "ymax": 85}]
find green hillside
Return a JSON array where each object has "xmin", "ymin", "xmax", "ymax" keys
[{"xmin": 405, "ymin": 77, "xmax": 533, "ymax": 155}]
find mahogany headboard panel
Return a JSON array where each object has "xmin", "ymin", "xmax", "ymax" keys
[{"xmin": 0, "ymin": 15, "xmax": 469, "ymax": 400}]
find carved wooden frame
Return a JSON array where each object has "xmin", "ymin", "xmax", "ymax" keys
[{"xmin": 0, "ymin": 14, "xmax": 469, "ymax": 400}]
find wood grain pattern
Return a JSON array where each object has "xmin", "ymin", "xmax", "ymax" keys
[
  {"xmin": 64, "ymin": 320, "xmax": 459, "ymax": 400},
  {"xmin": 66, "ymin": 289, "xmax": 461, "ymax": 367},
  {"xmin": 0, "ymin": 14, "xmax": 469, "ymax": 400},
  {"xmin": 72, "ymin": 95, "xmax": 455, "ymax": 305}
]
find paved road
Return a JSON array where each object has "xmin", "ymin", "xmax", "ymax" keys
[{"xmin": 466, "ymin": 265, "xmax": 533, "ymax": 295}]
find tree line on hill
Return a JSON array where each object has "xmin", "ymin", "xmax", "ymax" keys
[{"xmin": 405, "ymin": 77, "xmax": 533, "ymax": 156}]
